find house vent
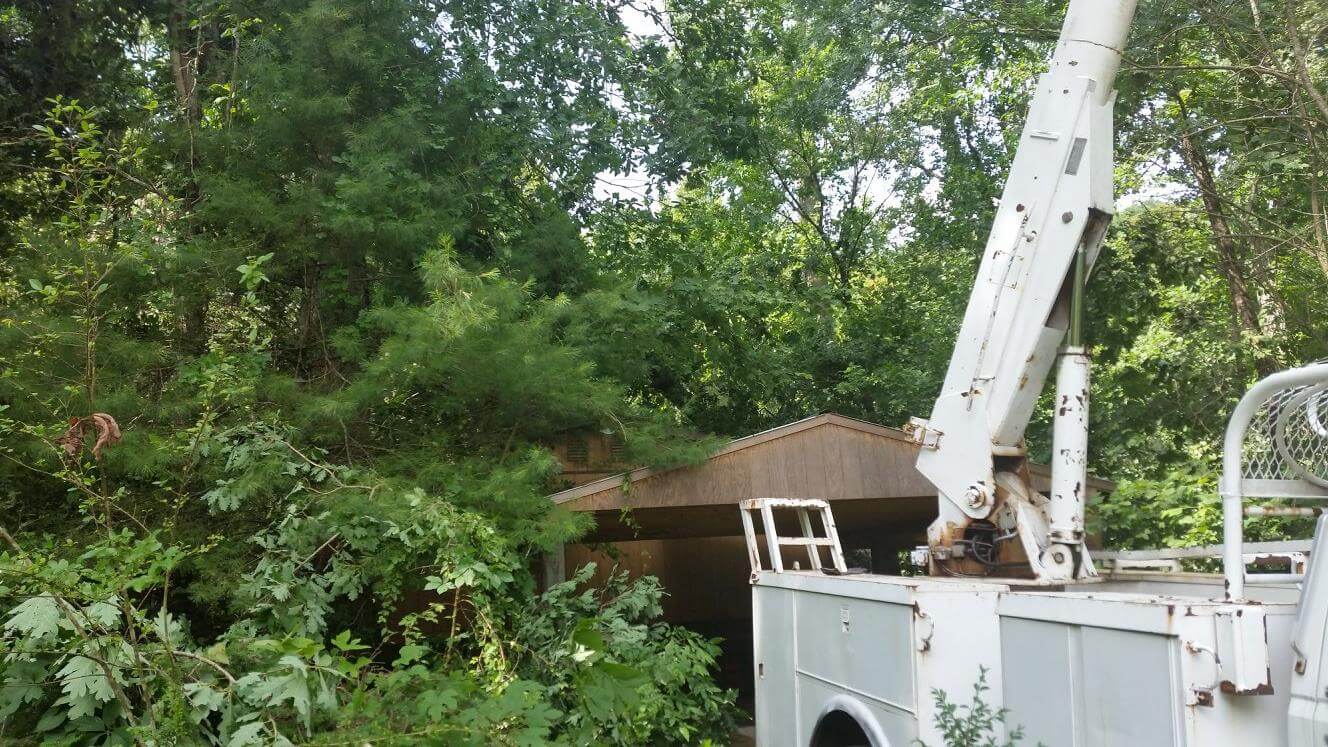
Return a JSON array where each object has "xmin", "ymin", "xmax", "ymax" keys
[{"xmin": 566, "ymin": 436, "xmax": 589, "ymax": 465}]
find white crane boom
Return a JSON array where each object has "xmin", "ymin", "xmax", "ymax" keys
[{"xmin": 910, "ymin": 0, "xmax": 1139, "ymax": 582}]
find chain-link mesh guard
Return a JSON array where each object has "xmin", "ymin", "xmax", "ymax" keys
[{"xmin": 1242, "ymin": 371, "xmax": 1328, "ymax": 492}]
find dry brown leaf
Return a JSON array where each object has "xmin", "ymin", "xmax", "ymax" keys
[{"xmin": 55, "ymin": 413, "xmax": 123, "ymax": 460}]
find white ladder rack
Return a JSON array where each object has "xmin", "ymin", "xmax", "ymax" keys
[
  {"xmin": 1223, "ymin": 362, "xmax": 1328, "ymax": 599},
  {"xmin": 739, "ymin": 498, "xmax": 847, "ymax": 574}
]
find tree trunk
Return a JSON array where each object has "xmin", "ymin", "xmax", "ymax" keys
[
  {"xmin": 181, "ymin": 296, "xmax": 209, "ymax": 355},
  {"xmin": 295, "ymin": 262, "xmax": 322, "ymax": 377},
  {"xmin": 1285, "ymin": 0, "xmax": 1328, "ymax": 125},
  {"xmin": 1173, "ymin": 109, "xmax": 1276, "ymax": 376},
  {"xmin": 166, "ymin": 4, "xmax": 199, "ymax": 126}
]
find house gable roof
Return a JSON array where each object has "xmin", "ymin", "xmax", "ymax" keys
[{"xmin": 548, "ymin": 412, "xmax": 1114, "ymax": 511}]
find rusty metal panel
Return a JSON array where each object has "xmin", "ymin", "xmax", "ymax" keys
[
  {"xmin": 911, "ymin": 588, "xmax": 1007, "ymax": 746},
  {"xmin": 1215, "ymin": 608, "xmax": 1273, "ymax": 695},
  {"xmin": 1184, "ymin": 609, "xmax": 1296, "ymax": 745},
  {"xmin": 999, "ymin": 591, "xmax": 1183, "ymax": 635}
]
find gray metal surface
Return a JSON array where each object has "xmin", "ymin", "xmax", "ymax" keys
[
  {"xmin": 1001, "ymin": 617, "xmax": 1079, "ymax": 746},
  {"xmin": 1078, "ymin": 626, "xmax": 1181, "ymax": 744},
  {"xmin": 1001, "ymin": 618, "xmax": 1181, "ymax": 746},
  {"xmin": 793, "ymin": 591, "xmax": 915, "ymax": 716},
  {"xmin": 753, "ymin": 569, "xmax": 1303, "ymax": 746},
  {"xmin": 753, "ymin": 586, "xmax": 797, "ymax": 741}
]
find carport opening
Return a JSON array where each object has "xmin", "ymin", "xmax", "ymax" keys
[{"xmin": 810, "ymin": 709, "xmax": 871, "ymax": 747}]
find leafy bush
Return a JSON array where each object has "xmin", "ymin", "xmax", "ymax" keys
[
  {"xmin": 0, "ymin": 489, "xmax": 739, "ymax": 744},
  {"xmin": 511, "ymin": 566, "xmax": 740, "ymax": 745},
  {"xmin": 1092, "ymin": 465, "xmax": 1315, "ymax": 567},
  {"xmin": 920, "ymin": 667, "xmax": 1025, "ymax": 747}
]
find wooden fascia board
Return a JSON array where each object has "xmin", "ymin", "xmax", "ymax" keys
[{"xmin": 546, "ymin": 412, "xmax": 1115, "ymax": 507}]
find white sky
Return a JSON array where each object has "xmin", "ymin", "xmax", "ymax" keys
[{"xmin": 591, "ymin": 0, "xmax": 671, "ymax": 205}]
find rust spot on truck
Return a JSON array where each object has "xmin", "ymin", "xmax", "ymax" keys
[{"xmin": 1220, "ymin": 680, "xmax": 1274, "ymax": 695}]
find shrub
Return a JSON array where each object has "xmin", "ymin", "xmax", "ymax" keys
[{"xmin": 919, "ymin": 667, "xmax": 1025, "ymax": 747}]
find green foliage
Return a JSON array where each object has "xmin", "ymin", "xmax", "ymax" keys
[
  {"xmin": 0, "ymin": 439, "xmax": 737, "ymax": 744},
  {"xmin": 1092, "ymin": 466, "xmax": 1315, "ymax": 558},
  {"xmin": 335, "ymin": 667, "xmax": 566, "ymax": 745},
  {"xmin": 336, "ymin": 563, "xmax": 739, "ymax": 745},
  {"xmin": 1094, "ymin": 468, "xmax": 1224, "ymax": 552},
  {"xmin": 920, "ymin": 667, "xmax": 1027, "ymax": 747},
  {"xmin": 3, "ymin": 0, "xmax": 1327, "ymax": 743},
  {"xmin": 0, "ymin": 524, "xmax": 369, "ymax": 743},
  {"xmin": 511, "ymin": 565, "xmax": 740, "ymax": 745},
  {"xmin": 0, "ymin": 20, "xmax": 735, "ymax": 738}
]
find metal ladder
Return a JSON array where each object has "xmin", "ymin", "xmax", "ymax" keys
[{"xmin": 739, "ymin": 498, "xmax": 847, "ymax": 574}]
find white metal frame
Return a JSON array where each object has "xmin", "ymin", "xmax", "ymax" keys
[
  {"xmin": 1097, "ymin": 541, "xmax": 1309, "ymax": 579},
  {"xmin": 1222, "ymin": 362, "xmax": 1328, "ymax": 599},
  {"xmin": 739, "ymin": 498, "xmax": 847, "ymax": 574}
]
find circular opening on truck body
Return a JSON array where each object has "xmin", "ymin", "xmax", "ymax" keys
[
  {"xmin": 810, "ymin": 709, "xmax": 871, "ymax": 747},
  {"xmin": 808, "ymin": 695, "xmax": 888, "ymax": 747}
]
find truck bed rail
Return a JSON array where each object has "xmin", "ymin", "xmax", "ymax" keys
[{"xmin": 1222, "ymin": 362, "xmax": 1328, "ymax": 599}]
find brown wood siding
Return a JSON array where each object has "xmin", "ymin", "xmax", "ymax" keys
[
  {"xmin": 560, "ymin": 421, "xmax": 941, "ymax": 514},
  {"xmin": 576, "ymin": 495, "xmax": 937, "ymax": 543},
  {"xmin": 551, "ymin": 414, "xmax": 1111, "ymax": 518},
  {"xmin": 549, "ymin": 432, "xmax": 634, "ymax": 487}
]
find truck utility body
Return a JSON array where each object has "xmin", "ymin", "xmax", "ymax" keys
[
  {"xmin": 751, "ymin": 561, "xmax": 1305, "ymax": 745},
  {"xmin": 744, "ymin": 0, "xmax": 1328, "ymax": 743}
]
